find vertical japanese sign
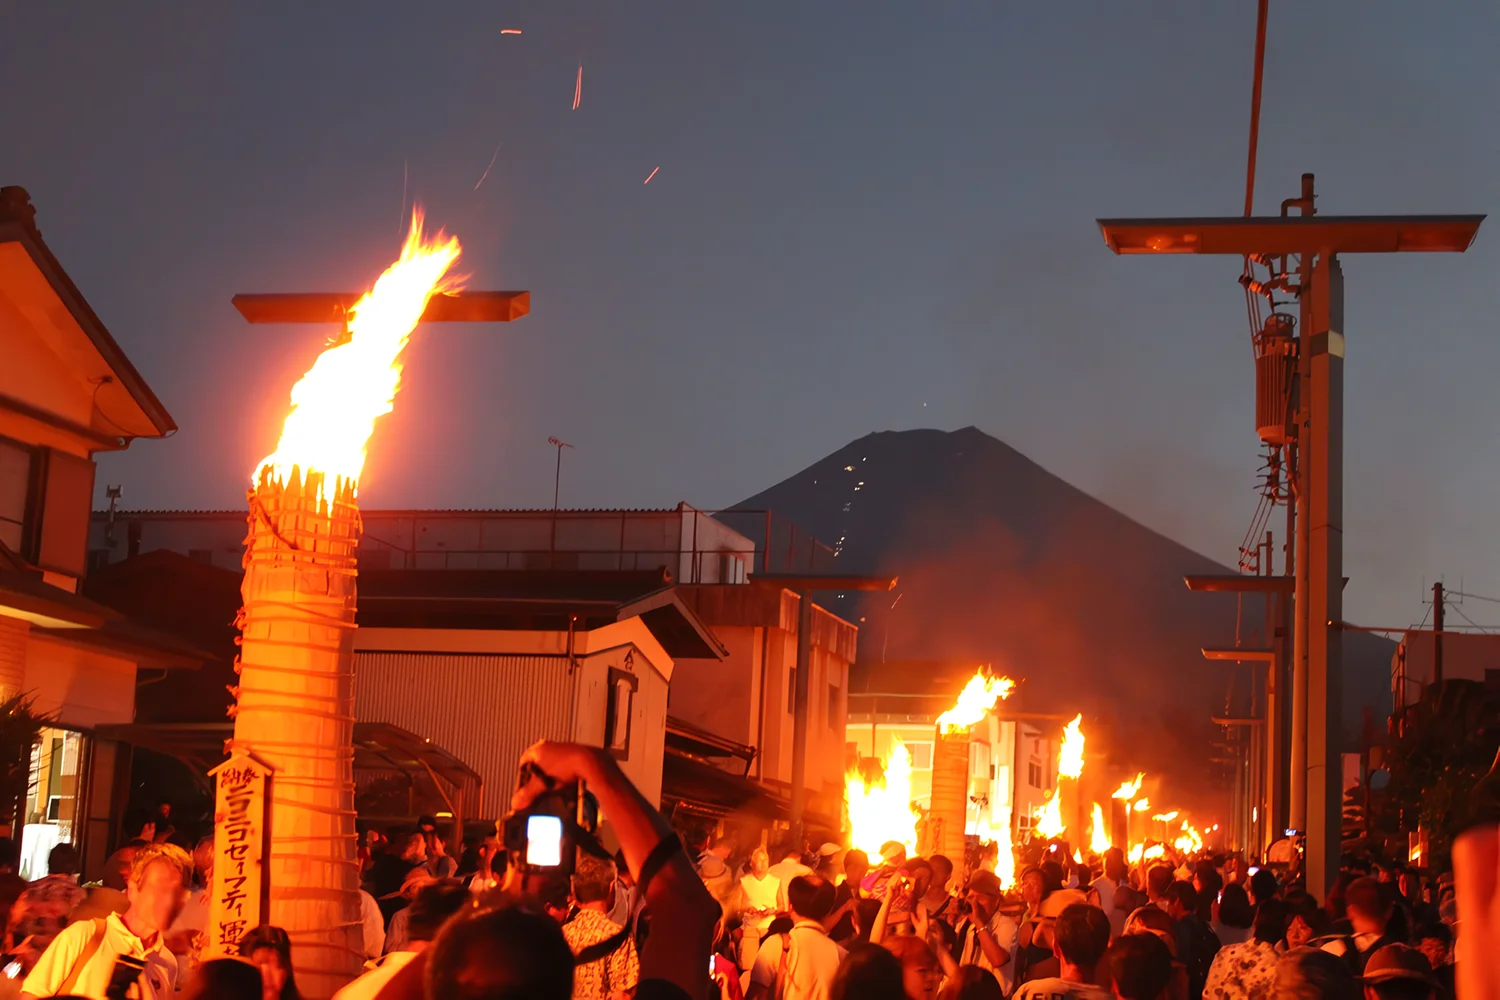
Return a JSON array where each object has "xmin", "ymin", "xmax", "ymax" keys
[{"xmin": 204, "ymin": 748, "xmax": 274, "ymax": 958}]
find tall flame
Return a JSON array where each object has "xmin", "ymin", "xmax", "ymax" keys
[
  {"xmin": 255, "ymin": 211, "xmax": 463, "ymax": 494},
  {"xmin": 1034, "ymin": 789, "xmax": 1064, "ymax": 839},
  {"xmin": 845, "ymin": 742, "xmax": 919, "ymax": 857},
  {"xmin": 975, "ymin": 807, "xmax": 1015, "ymax": 890},
  {"xmin": 1111, "ymin": 773, "xmax": 1144, "ymax": 801},
  {"xmin": 1058, "ymin": 714, "xmax": 1085, "ymax": 780},
  {"xmin": 1173, "ymin": 821, "xmax": 1204, "ymax": 855},
  {"xmin": 935, "ymin": 672, "xmax": 1015, "ymax": 733},
  {"xmin": 1090, "ymin": 802, "xmax": 1111, "ymax": 854}
]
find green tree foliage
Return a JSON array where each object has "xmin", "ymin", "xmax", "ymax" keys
[
  {"xmin": 1380, "ymin": 680, "xmax": 1500, "ymax": 865},
  {"xmin": 0, "ymin": 693, "xmax": 51, "ymax": 827}
]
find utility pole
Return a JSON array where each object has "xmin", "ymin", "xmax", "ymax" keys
[
  {"xmin": 548, "ymin": 437, "xmax": 573, "ymax": 559},
  {"xmin": 1099, "ymin": 181, "xmax": 1483, "ymax": 899},
  {"xmin": 548, "ymin": 437, "xmax": 573, "ymax": 511},
  {"xmin": 748, "ymin": 572, "xmax": 897, "ymax": 848},
  {"xmin": 1432, "ymin": 581, "xmax": 1445, "ymax": 688}
]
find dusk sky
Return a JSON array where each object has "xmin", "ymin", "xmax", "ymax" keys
[{"xmin": 4, "ymin": 2, "xmax": 1498, "ymax": 631}]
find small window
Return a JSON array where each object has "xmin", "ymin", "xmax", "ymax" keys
[
  {"xmin": 1027, "ymin": 761, "xmax": 1044, "ymax": 788},
  {"xmin": 908, "ymin": 742, "xmax": 934, "ymax": 770},
  {"xmin": 0, "ymin": 438, "xmax": 36, "ymax": 553},
  {"xmin": 604, "ymin": 667, "xmax": 638, "ymax": 760},
  {"xmin": 826, "ymin": 682, "xmax": 841, "ymax": 730},
  {"xmin": 1017, "ymin": 812, "xmax": 1032, "ymax": 831}
]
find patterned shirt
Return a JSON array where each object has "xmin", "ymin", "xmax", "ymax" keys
[
  {"xmin": 563, "ymin": 907, "xmax": 640, "ymax": 1000},
  {"xmin": 1204, "ymin": 939, "xmax": 1279, "ymax": 1000}
]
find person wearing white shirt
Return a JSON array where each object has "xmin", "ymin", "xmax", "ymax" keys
[
  {"xmin": 738, "ymin": 849, "xmax": 781, "ymax": 972},
  {"xmin": 747, "ymin": 875, "xmax": 844, "ymax": 1000},
  {"xmin": 20, "ymin": 844, "xmax": 191, "ymax": 1000},
  {"xmin": 1011, "ymin": 902, "xmax": 1114, "ymax": 1000},
  {"xmin": 956, "ymin": 870, "xmax": 1019, "ymax": 994},
  {"xmin": 767, "ymin": 850, "xmax": 813, "ymax": 913}
]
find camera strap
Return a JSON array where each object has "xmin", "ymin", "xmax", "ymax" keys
[
  {"xmin": 636, "ymin": 833, "xmax": 683, "ymax": 898},
  {"xmin": 574, "ymin": 925, "xmax": 633, "ymax": 967},
  {"xmin": 572, "ymin": 834, "xmax": 682, "ymax": 968}
]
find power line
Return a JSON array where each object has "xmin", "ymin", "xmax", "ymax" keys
[
  {"xmin": 1447, "ymin": 589, "xmax": 1500, "ymax": 605},
  {"xmin": 1447, "ymin": 603, "xmax": 1492, "ymax": 634}
]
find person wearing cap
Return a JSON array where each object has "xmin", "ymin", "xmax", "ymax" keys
[
  {"xmin": 1012, "ymin": 902, "xmax": 1112, "ymax": 1000},
  {"xmin": 1361, "ymin": 943, "xmax": 1439, "ymax": 1000},
  {"xmin": 864, "ymin": 842, "xmax": 908, "ymax": 901},
  {"xmin": 955, "ymin": 870, "xmax": 1019, "ymax": 992}
]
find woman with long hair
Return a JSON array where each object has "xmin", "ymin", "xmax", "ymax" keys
[{"xmin": 238, "ymin": 925, "xmax": 303, "ymax": 1000}]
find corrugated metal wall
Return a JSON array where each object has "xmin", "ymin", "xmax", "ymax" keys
[{"xmin": 354, "ymin": 653, "xmax": 576, "ymax": 818}]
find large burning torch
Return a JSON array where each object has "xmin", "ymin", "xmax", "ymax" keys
[
  {"xmin": 929, "ymin": 672, "xmax": 1014, "ymax": 866},
  {"xmin": 223, "ymin": 214, "xmax": 463, "ymax": 997}
]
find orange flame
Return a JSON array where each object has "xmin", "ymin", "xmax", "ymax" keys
[
  {"xmin": 975, "ymin": 807, "xmax": 1015, "ymax": 890},
  {"xmin": 1174, "ymin": 821, "xmax": 1204, "ymax": 855},
  {"xmin": 1152, "ymin": 811, "xmax": 1179, "ymax": 823},
  {"xmin": 1090, "ymin": 802, "xmax": 1111, "ymax": 854},
  {"xmin": 1111, "ymin": 773, "xmax": 1144, "ymax": 801},
  {"xmin": 1058, "ymin": 714, "xmax": 1085, "ymax": 780},
  {"xmin": 255, "ymin": 210, "xmax": 463, "ymax": 496},
  {"xmin": 1034, "ymin": 789, "xmax": 1064, "ymax": 840},
  {"xmin": 844, "ymin": 742, "xmax": 919, "ymax": 857},
  {"xmin": 935, "ymin": 671, "xmax": 1015, "ymax": 733},
  {"xmin": 1133, "ymin": 797, "xmax": 1151, "ymax": 813}
]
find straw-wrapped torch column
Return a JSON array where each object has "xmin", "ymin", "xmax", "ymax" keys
[
  {"xmin": 232, "ymin": 467, "xmax": 362, "ymax": 996},
  {"xmin": 217, "ymin": 211, "xmax": 462, "ymax": 997},
  {"xmin": 929, "ymin": 732, "xmax": 970, "ymax": 863}
]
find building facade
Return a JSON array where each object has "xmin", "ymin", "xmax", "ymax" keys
[{"xmin": 0, "ymin": 186, "xmax": 195, "ymax": 877}]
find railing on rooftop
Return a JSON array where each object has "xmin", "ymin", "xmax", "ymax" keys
[{"xmin": 354, "ymin": 508, "xmax": 838, "ymax": 585}]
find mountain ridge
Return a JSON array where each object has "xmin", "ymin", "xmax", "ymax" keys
[{"xmin": 729, "ymin": 425, "xmax": 1391, "ymax": 797}]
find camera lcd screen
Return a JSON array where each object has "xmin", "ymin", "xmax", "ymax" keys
[{"xmin": 527, "ymin": 815, "xmax": 564, "ymax": 867}]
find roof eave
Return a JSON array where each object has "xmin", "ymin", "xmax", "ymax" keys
[{"xmin": 0, "ymin": 197, "xmax": 177, "ymax": 437}]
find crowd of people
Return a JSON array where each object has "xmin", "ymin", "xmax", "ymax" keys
[
  {"xmin": 0, "ymin": 755, "xmax": 1488, "ymax": 1000},
  {"xmin": 686, "ymin": 833, "xmax": 1466, "ymax": 1000}
]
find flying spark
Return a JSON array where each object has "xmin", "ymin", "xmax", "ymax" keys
[
  {"xmin": 573, "ymin": 65, "xmax": 582, "ymax": 110},
  {"xmin": 643, "ymin": 166, "xmax": 660, "ymax": 185},
  {"xmin": 501, "ymin": 28, "xmax": 522, "ymax": 35},
  {"xmin": 473, "ymin": 143, "xmax": 502, "ymax": 191}
]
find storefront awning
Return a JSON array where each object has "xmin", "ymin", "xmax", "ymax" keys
[{"xmin": 94, "ymin": 721, "xmax": 482, "ymax": 827}]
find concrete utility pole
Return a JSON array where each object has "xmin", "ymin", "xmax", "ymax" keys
[
  {"xmin": 1099, "ymin": 183, "xmax": 1483, "ymax": 899},
  {"xmin": 749, "ymin": 572, "xmax": 897, "ymax": 848}
]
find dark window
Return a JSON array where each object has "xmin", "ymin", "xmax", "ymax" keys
[
  {"xmin": 604, "ymin": 667, "xmax": 638, "ymax": 760},
  {"xmin": 33, "ymin": 449, "xmax": 95, "ymax": 576},
  {"xmin": 1027, "ymin": 761, "xmax": 1044, "ymax": 788},
  {"xmin": 826, "ymin": 682, "xmax": 840, "ymax": 730},
  {"xmin": 0, "ymin": 438, "xmax": 36, "ymax": 553}
]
